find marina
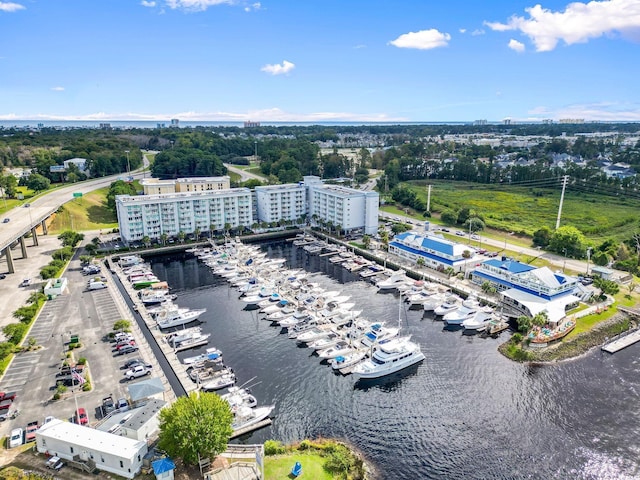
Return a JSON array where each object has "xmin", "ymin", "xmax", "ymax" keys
[{"xmin": 111, "ymin": 239, "xmax": 640, "ymax": 479}]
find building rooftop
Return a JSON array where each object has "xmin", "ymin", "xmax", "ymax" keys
[
  {"xmin": 37, "ymin": 419, "xmax": 146, "ymax": 458},
  {"xmin": 483, "ymin": 258, "xmax": 536, "ymax": 274},
  {"xmin": 116, "ymin": 188, "xmax": 251, "ymax": 203},
  {"xmin": 394, "ymin": 232, "xmax": 471, "ymax": 257},
  {"xmin": 255, "ymin": 183, "xmax": 305, "ymax": 191},
  {"xmin": 175, "ymin": 176, "xmax": 230, "ymax": 183}
]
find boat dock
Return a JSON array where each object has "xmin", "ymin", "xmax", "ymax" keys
[
  {"xmin": 229, "ymin": 418, "xmax": 272, "ymax": 439},
  {"xmin": 602, "ymin": 329, "xmax": 640, "ymax": 353}
]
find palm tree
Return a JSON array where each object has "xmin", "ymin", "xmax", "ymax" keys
[
  {"xmin": 444, "ymin": 266, "xmax": 456, "ymax": 278},
  {"xmin": 379, "ymin": 230, "xmax": 389, "ymax": 250},
  {"xmin": 416, "ymin": 257, "xmax": 425, "ymax": 267},
  {"xmin": 209, "ymin": 223, "xmax": 216, "ymax": 239},
  {"xmin": 194, "ymin": 227, "xmax": 201, "ymax": 241},
  {"xmin": 160, "ymin": 233, "xmax": 168, "ymax": 246},
  {"xmin": 178, "ymin": 231, "xmax": 186, "ymax": 244},
  {"xmin": 141, "ymin": 235, "xmax": 150, "ymax": 248},
  {"xmin": 224, "ymin": 223, "xmax": 231, "ymax": 236},
  {"xmin": 362, "ymin": 234, "xmax": 371, "ymax": 249}
]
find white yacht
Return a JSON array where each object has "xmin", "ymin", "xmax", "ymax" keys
[
  {"xmin": 443, "ymin": 296, "xmax": 488, "ymax": 326},
  {"xmin": 360, "ymin": 323, "xmax": 400, "ymax": 347},
  {"xmin": 462, "ymin": 310, "xmax": 494, "ymax": 331},
  {"xmin": 434, "ymin": 295, "xmax": 462, "ymax": 316},
  {"xmin": 317, "ymin": 341, "xmax": 357, "ymax": 360},
  {"xmin": 156, "ymin": 306, "xmax": 207, "ymax": 329},
  {"xmin": 231, "ymin": 405, "xmax": 274, "ymax": 432},
  {"xmin": 376, "ymin": 270, "xmax": 409, "ymax": 291},
  {"xmin": 182, "ymin": 347, "xmax": 222, "ymax": 365},
  {"xmin": 352, "ymin": 337, "xmax": 425, "ymax": 379},
  {"xmin": 331, "ymin": 349, "xmax": 368, "ymax": 371}
]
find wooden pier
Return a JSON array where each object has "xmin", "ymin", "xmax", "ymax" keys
[{"xmin": 229, "ymin": 418, "xmax": 272, "ymax": 439}]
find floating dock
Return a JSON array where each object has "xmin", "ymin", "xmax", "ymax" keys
[
  {"xmin": 229, "ymin": 418, "xmax": 272, "ymax": 439},
  {"xmin": 602, "ymin": 329, "xmax": 640, "ymax": 354}
]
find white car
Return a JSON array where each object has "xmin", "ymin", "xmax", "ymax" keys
[
  {"xmin": 9, "ymin": 428, "xmax": 23, "ymax": 448},
  {"xmin": 124, "ymin": 365, "xmax": 151, "ymax": 380}
]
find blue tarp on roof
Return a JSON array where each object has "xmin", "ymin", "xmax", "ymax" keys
[
  {"xmin": 152, "ymin": 458, "xmax": 175, "ymax": 475},
  {"xmin": 483, "ymin": 258, "xmax": 535, "ymax": 273}
]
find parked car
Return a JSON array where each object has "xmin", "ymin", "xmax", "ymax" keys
[
  {"xmin": 122, "ymin": 358, "xmax": 152, "ymax": 370},
  {"xmin": 102, "ymin": 396, "xmax": 115, "ymax": 415},
  {"xmin": 43, "ymin": 416, "xmax": 55, "ymax": 425},
  {"xmin": 25, "ymin": 421, "xmax": 39, "ymax": 442},
  {"xmin": 113, "ymin": 332, "xmax": 134, "ymax": 343},
  {"xmin": 9, "ymin": 428, "xmax": 23, "ymax": 448},
  {"xmin": 2, "ymin": 218, "xmax": 10, "ymax": 223},
  {"xmin": 0, "ymin": 273, "xmax": 5, "ymax": 280},
  {"xmin": 46, "ymin": 456, "xmax": 64, "ymax": 470},
  {"xmin": 116, "ymin": 398, "xmax": 129, "ymax": 412},
  {"xmin": 117, "ymin": 345, "xmax": 139, "ymax": 355},
  {"xmin": 124, "ymin": 365, "xmax": 151, "ymax": 380},
  {"xmin": 0, "ymin": 391, "xmax": 17, "ymax": 402},
  {"xmin": 74, "ymin": 407, "xmax": 88, "ymax": 425},
  {"xmin": 20, "ymin": 278, "xmax": 31, "ymax": 287}
]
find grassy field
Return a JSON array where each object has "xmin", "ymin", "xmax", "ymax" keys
[
  {"xmin": 264, "ymin": 453, "xmax": 333, "ymax": 479},
  {"xmin": 48, "ymin": 187, "xmax": 117, "ymax": 233},
  {"xmin": 397, "ymin": 180, "xmax": 640, "ymax": 243}
]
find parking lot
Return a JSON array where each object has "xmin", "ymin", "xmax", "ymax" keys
[{"xmin": 0, "ymin": 240, "xmax": 162, "ymax": 441}]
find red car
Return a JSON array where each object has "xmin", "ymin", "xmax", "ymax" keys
[{"xmin": 75, "ymin": 408, "xmax": 88, "ymax": 425}]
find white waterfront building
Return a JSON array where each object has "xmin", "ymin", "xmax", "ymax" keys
[
  {"xmin": 304, "ymin": 176, "xmax": 379, "ymax": 235},
  {"xmin": 116, "ymin": 188, "xmax": 253, "ymax": 243},
  {"xmin": 35, "ymin": 419, "xmax": 147, "ymax": 479},
  {"xmin": 116, "ymin": 175, "xmax": 379, "ymax": 243},
  {"xmin": 255, "ymin": 183, "xmax": 306, "ymax": 224}
]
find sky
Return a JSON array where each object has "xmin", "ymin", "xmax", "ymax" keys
[{"xmin": 1, "ymin": 0, "xmax": 640, "ymax": 123}]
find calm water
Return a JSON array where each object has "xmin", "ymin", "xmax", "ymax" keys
[{"xmin": 149, "ymin": 242, "xmax": 640, "ymax": 480}]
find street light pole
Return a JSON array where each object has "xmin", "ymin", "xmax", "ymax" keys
[
  {"xmin": 586, "ymin": 247, "xmax": 592, "ymax": 276},
  {"xmin": 562, "ymin": 248, "xmax": 567, "ymax": 273},
  {"xmin": 254, "ymin": 141, "xmax": 258, "ymax": 163}
]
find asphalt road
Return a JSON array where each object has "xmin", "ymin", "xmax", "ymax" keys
[
  {"xmin": 224, "ymin": 163, "xmax": 266, "ymax": 183},
  {"xmin": 379, "ymin": 211, "xmax": 593, "ymax": 274},
  {"xmin": 0, "ymin": 170, "xmax": 145, "ymax": 254}
]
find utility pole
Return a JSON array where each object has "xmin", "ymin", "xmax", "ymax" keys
[
  {"xmin": 426, "ymin": 184, "xmax": 432, "ymax": 213},
  {"xmin": 586, "ymin": 247, "xmax": 592, "ymax": 276},
  {"xmin": 125, "ymin": 150, "xmax": 130, "ymax": 175},
  {"xmin": 555, "ymin": 175, "xmax": 569, "ymax": 230}
]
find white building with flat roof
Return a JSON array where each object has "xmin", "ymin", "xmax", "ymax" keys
[
  {"xmin": 255, "ymin": 183, "xmax": 306, "ymax": 224},
  {"xmin": 35, "ymin": 419, "xmax": 147, "ymax": 479},
  {"xmin": 140, "ymin": 176, "xmax": 230, "ymax": 195},
  {"xmin": 304, "ymin": 176, "xmax": 379, "ymax": 235},
  {"xmin": 116, "ymin": 188, "xmax": 253, "ymax": 243}
]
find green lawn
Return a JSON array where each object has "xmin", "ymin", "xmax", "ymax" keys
[
  {"xmin": 399, "ymin": 180, "xmax": 640, "ymax": 243},
  {"xmin": 247, "ymin": 167, "xmax": 268, "ymax": 178},
  {"xmin": 265, "ymin": 453, "xmax": 333, "ymax": 480},
  {"xmin": 48, "ymin": 187, "xmax": 118, "ymax": 233}
]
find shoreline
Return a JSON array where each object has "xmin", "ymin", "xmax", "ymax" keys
[{"xmin": 499, "ymin": 313, "xmax": 634, "ymax": 364}]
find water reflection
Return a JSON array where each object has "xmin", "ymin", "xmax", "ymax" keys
[{"xmin": 148, "ymin": 243, "xmax": 640, "ymax": 480}]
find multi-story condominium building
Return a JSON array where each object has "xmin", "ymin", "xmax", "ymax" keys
[
  {"xmin": 140, "ymin": 176, "xmax": 230, "ymax": 195},
  {"xmin": 471, "ymin": 258, "xmax": 581, "ymax": 324},
  {"xmin": 255, "ymin": 184, "xmax": 306, "ymax": 224},
  {"xmin": 389, "ymin": 231, "xmax": 480, "ymax": 271},
  {"xmin": 304, "ymin": 176, "xmax": 379, "ymax": 235},
  {"xmin": 116, "ymin": 188, "xmax": 253, "ymax": 243}
]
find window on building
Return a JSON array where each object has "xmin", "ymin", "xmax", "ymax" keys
[
  {"xmin": 120, "ymin": 460, "xmax": 124, "ymax": 468},
  {"xmin": 70, "ymin": 447, "xmax": 74, "ymax": 454}
]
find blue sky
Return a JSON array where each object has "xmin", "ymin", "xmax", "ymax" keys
[{"xmin": 1, "ymin": 0, "xmax": 640, "ymax": 122}]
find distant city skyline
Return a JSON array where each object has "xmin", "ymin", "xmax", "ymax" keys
[{"xmin": 2, "ymin": 0, "xmax": 640, "ymax": 122}]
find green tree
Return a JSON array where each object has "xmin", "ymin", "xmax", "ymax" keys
[
  {"xmin": 440, "ymin": 210, "xmax": 457, "ymax": 225},
  {"xmin": 416, "ymin": 257, "xmax": 425, "ymax": 267},
  {"xmin": 465, "ymin": 217, "xmax": 485, "ymax": 233},
  {"xmin": 362, "ymin": 235, "xmax": 371, "ymax": 249},
  {"xmin": 158, "ymin": 392, "xmax": 233, "ymax": 466},
  {"xmin": 516, "ymin": 315, "xmax": 533, "ymax": 333},
  {"xmin": 549, "ymin": 226, "xmax": 587, "ymax": 258},
  {"xmin": 593, "ymin": 276, "xmax": 620, "ymax": 296},
  {"xmin": 26, "ymin": 173, "xmax": 51, "ymax": 192},
  {"xmin": 161, "ymin": 233, "xmax": 168, "ymax": 246},
  {"xmin": 532, "ymin": 311, "xmax": 549, "ymax": 327},
  {"xmin": 113, "ymin": 319, "xmax": 132, "ymax": 332},
  {"xmin": 84, "ymin": 243, "xmax": 98, "ymax": 256},
  {"xmin": 178, "ymin": 231, "xmax": 186, "ymax": 244},
  {"xmin": 142, "ymin": 235, "xmax": 151, "ymax": 247},
  {"xmin": 58, "ymin": 230, "xmax": 84, "ymax": 247},
  {"xmin": 3, "ymin": 323, "xmax": 28, "ymax": 344},
  {"xmin": 532, "ymin": 226, "xmax": 552, "ymax": 248}
]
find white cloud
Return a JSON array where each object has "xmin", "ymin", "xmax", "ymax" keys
[
  {"xmin": 165, "ymin": 0, "xmax": 232, "ymax": 11},
  {"xmin": 508, "ymin": 38, "xmax": 526, "ymax": 52},
  {"xmin": 0, "ymin": 2, "xmax": 25, "ymax": 12},
  {"xmin": 244, "ymin": 2, "xmax": 260, "ymax": 12},
  {"xmin": 485, "ymin": 0, "xmax": 640, "ymax": 52},
  {"xmin": 261, "ymin": 60, "xmax": 295, "ymax": 75},
  {"xmin": 471, "ymin": 29, "xmax": 485, "ymax": 36},
  {"xmin": 459, "ymin": 28, "xmax": 467, "ymax": 34},
  {"xmin": 0, "ymin": 109, "xmax": 408, "ymax": 123},
  {"xmin": 354, "ymin": 44, "xmax": 366, "ymax": 49},
  {"xmin": 527, "ymin": 101, "xmax": 640, "ymax": 121},
  {"xmin": 50, "ymin": 86, "xmax": 65, "ymax": 92},
  {"xmin": 141, "ymin": 1, "xmax": 156, "ymax": 7},
  {"xmin": 389, "ymin": 29, "xmax": 451, "ymax": 50}
]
